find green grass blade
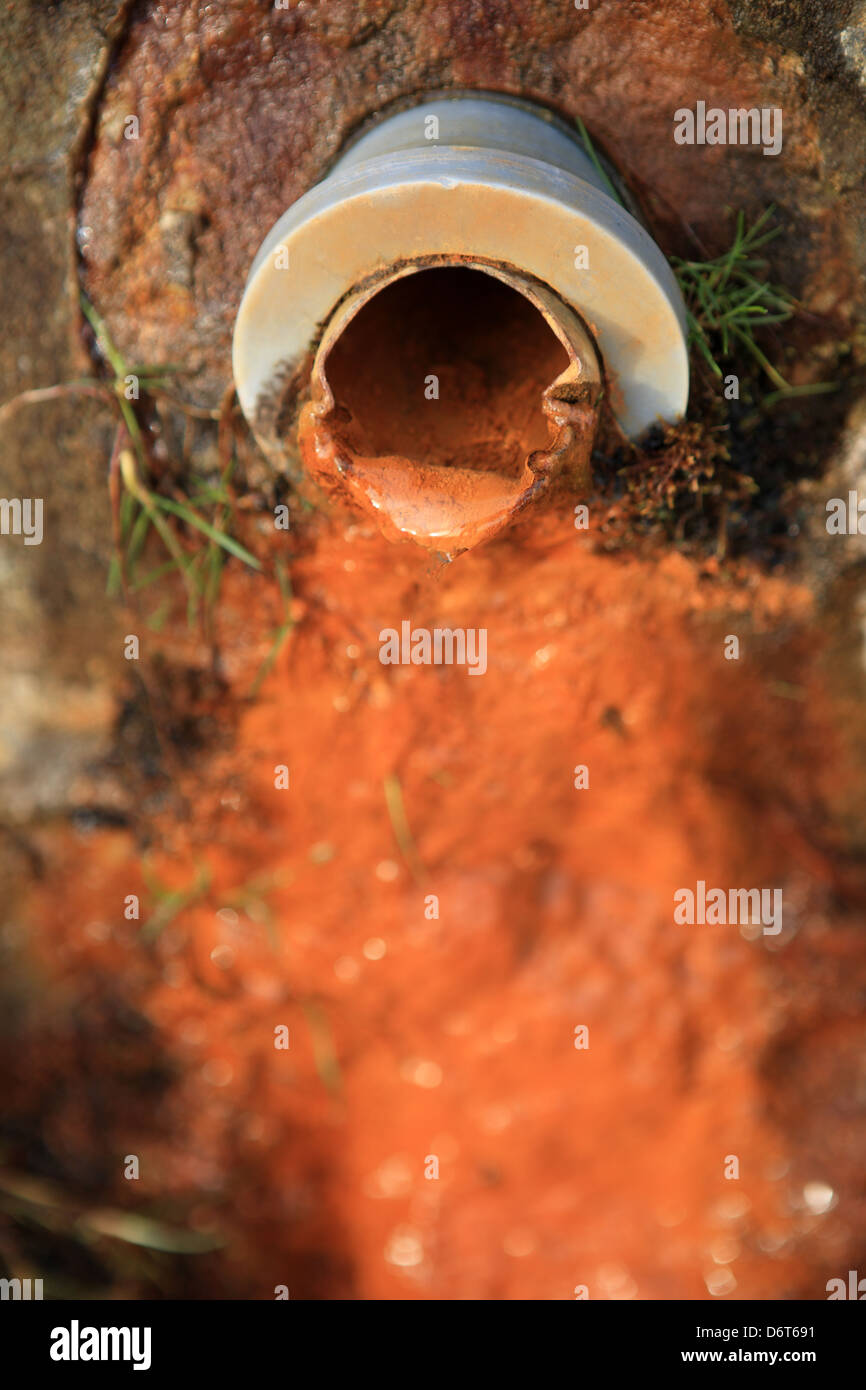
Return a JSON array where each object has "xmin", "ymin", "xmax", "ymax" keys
[{"xmin": 153, "ymin": 496, "xmax": 262, "ymax": 570}]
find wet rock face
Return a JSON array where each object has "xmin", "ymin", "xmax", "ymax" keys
[
  {"xmin": 0, "ymin": 1, "xmax": 128, "ymax": 837},
  {"xmin": 731, "ymin": 0, "xmax": 866, "ymax": 90},
  {"xmin": 80, "ymin": 0, "xmax": 865, "ymax": 407}
]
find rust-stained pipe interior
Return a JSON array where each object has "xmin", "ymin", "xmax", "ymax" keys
[{"xmin": 323, "ymin": 267, "xmax": 571, "ymax": 481}]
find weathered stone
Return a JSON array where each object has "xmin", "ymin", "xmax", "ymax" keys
[
  {"xmin": 0, "ymin": 2, "xmax": 129, "ymax": 827},
  {"xmin": 79, "ymin": 0, "xmax": 866, "ymax": 409}
]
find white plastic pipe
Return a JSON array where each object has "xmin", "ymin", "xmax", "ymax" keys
[{"xmin": 233, "ymin": 91, "xmax": 689, "ymax": 459}]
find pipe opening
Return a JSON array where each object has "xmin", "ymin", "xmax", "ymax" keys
[{"xmin": 322, "ymin": 266, "xmax": 571, "ymax": 481}]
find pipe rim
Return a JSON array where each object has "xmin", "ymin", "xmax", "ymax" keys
[{"xmin": 233, "ymin": 147, "xmax": 689, "ymax": 444}]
